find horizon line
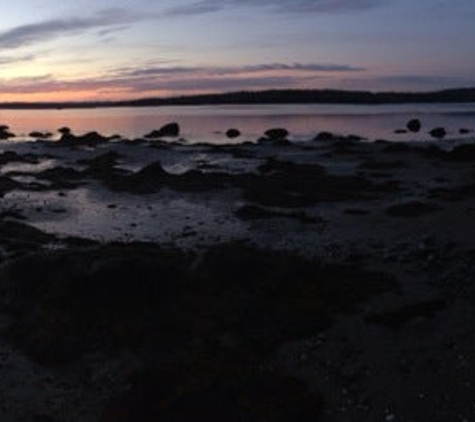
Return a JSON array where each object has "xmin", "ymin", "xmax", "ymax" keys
[{"xmin": 0, "ymin": 87, "xmax": 475, "ymax": 109}]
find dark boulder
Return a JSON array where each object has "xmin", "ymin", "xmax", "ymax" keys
[
  {"xmin": 145, "ymin": 123, "xmax": 180, "ymax": 139},
  {"xmin": 264, "ymin": 128, "xmax": 289, "ymax": 141},
  {"xmin": 58, "ymin": 127, "xmax": 71, "ymax": 135},
  {"xmin": 226, "ymin": 129, "xmax": 241, "ymax": 139},
  {"xmin": 394, "ymin": 129, "xmax": 408, "ymax": 134},
  {"xmin": 0, "ymin": 125, "xmax": 15, "ymax": 140},
  {"xmin": 407, "ymin": 119, "xmax": 421, "ymax": 133},
  {"xmin": 429, "ymin": 127, "xmax": 446, "ymax": 139},
  {"xmin": 459, "ymin": 128, "xmax": 470, "ymax": 134},
  {"xmin": 58, "ymin": 131, "xmax": 109, "ymax": 147},
  {"xmin": 78, "ymin": 131, "xmax": 110, "ymax": 146}
]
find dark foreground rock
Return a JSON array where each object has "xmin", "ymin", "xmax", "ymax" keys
[
  {"xmin": 0, "ymin": 239, "xmax": 394, "ymax": 420},
  {"xmin": 102, "ymin": 363, "xmax": 323, "ymax": 422},
  {"xmin": 0, "ymin": 242, "xmax": 393, "ymax": 364},
  {"xmin": 386, "ymin": 201, "xmax": 438, "ymax": 217}
]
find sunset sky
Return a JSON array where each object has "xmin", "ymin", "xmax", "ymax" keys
[{"xmin": 1, "ymin": 0, "xmax": 475, "ymax": 101}]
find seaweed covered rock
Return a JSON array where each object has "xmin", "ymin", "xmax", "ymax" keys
[
  {"xmin": 58, "ymin": 131, "xmax": 110, "ymax": 147},
  {"xmin": 0, "ymin": 242, "xmax": 393, "ymax": 365},
  {"xmin": 102, "ymin": 362, "xmax": 323, "ymax": 421},
  {"xmin": 145, "ymin": 123, "xmax": 180, "ymax": 139},
  {"xmin": 242, "ymin": 159, "xmax": 397, "ymax": 207},
  {"xmin": 386, "ymin": 201, "xmax": 438, "ymax": 217},
  {"xmin": 449, "ymin": 144, "xmax": 475, "ymax": 161}
]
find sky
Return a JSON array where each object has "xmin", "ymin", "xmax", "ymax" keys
[{"xmin": 0, "ymin": 0, "xmax": 474, "ymax": 101}]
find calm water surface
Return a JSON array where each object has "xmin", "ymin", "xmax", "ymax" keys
[{"xmin": 1, "ymin": 103, "xmax": 474, "ymax": 144}]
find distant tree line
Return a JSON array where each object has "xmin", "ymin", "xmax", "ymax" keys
[{"xmin": 1, "ymin": 88, "xmax": 475, "ymax": 109}]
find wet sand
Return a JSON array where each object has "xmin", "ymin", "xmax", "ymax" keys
[{"xmin": 0, "ymin": 131, "xmax": 474, "ymax": 421}]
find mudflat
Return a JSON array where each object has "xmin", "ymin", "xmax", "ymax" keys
[{"xmin": 0, "ymin": 132, "xmax": 474, "ymax": 421}]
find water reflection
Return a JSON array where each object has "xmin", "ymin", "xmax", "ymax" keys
[{"xmin": 0, "ymin": 104, "xmax": 474, "ymax": 144}]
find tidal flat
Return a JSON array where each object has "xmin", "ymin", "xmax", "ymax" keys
[{"xmin": 0, "ymin": 128, "xmax": 474, "ymax": 421}]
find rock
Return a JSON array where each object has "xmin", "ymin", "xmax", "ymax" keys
[
  {"xmin": 0, "ymin": 125, "xmax": 15, "ymax": 139},
  {"xmin": 429, "ymin": 127, "xmax": 446, "ymax": 139},
  {"xmin": 386, "ymin": 201, "xmax": 438, "ymax": 217},
  {"xmin": 0, "ymin": 151, "xmax": 38, "ymax": 165},
  {"xmin": 0, "ymin": 175, "xmax": 20, "ymax": 195},
  {"xmin": 145, "ymin": 122, "xmax": 180, "ymax": 138},
  {"xmin": 450, "ymin": 144, "xmax": 475, "ymax": 161},
  {"xmin": 58, "ymin": 127, "xmax": 71, "ymax": 135},
  {"xmin": 79, "ymin": 151, "xmax": 122, "ymax": 169},
  {"xmin": 346, "ymin": 134, "xmax": 364, "ymax": 142},
  {"xmin": 407, "ymin": 119, "xmax": 421, "ymax": 133},
  {"xmin": 459, "ymin": 128, "xmax": 470, "ymax": 134},
  {"xmin": 257, "ymin": 137, "xmax": 292, "ymax": 146},
  {"xmin": 314, "ymin": 132, "xmax": 336, "ymax": 141},
  {"xmin": 394, "ymin": 129, "xmax": 407, "ymax": 134},
  {"xmin": 226, "ymin": 129, "xmax": 241, "ymax": 139},
  {"xmin": 264, "ymin": 128, "xmax": 289, "ymax": 140},
  {"xmin": 236, "ymin": 205, "xmax": 275, "ymax": 220},
  {"xmin": 29, "ymin": 131, "xmax": 53, "ymax": 139},
  {"xmin": 58, "ymin": 131, "xmax": 109, "ymax": 147}
]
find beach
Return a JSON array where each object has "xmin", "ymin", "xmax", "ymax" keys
[{"xmin": 0, "ymin": 126, "xmax": 474, "ymax": 420}]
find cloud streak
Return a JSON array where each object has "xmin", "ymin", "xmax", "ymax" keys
[
  {"xmin": 164, "ymin": 0, "xmax": 384, "ymax": 17},
  {"xmin": 115, "ymin": 62, "xmax": 365, "ymax": 78},
  {"xmin": 0, "ymin": 54, "xmax": 35, "ymax": 66},
  {"xmin": 0, "ymin": 61, "xmax": 362, "ymax": 98},
  {"xmin": 0, "ymin": 8, "xmax": 140, "ymax": 50}
]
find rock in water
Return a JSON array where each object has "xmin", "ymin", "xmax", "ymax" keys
[
  {"xmin": 58, "ymin": 127, "xmax": 72, "ymax": 135},
  {"xmin": 226, "ymin": 129, "xmax": 241, "ymax": 139},
  {"xmin": 145, "ymin": 123, "xmax": 180, "ymax": 138},
  {"xmin": 29, "ymin": 131, "xmax": 53, "ymax": 139},
  {"xmin": 407, "ymin": 119, "xmax": 421, "ymax": 133},
  {"xmin": 429, "ymin": 127, "xmax": 446, "ymax": 139},
  {"xmin": 264, "ymin": 128, "xmax": 289, "ymax": 140},
  {"xmin": 0, "ymin": 125, "xmax": 15, "ymax": 140}
]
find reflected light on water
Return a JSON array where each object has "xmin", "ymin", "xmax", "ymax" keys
[{"xmin": 0, "ymin": 104, "xmax": 474, "ymax": 144}]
